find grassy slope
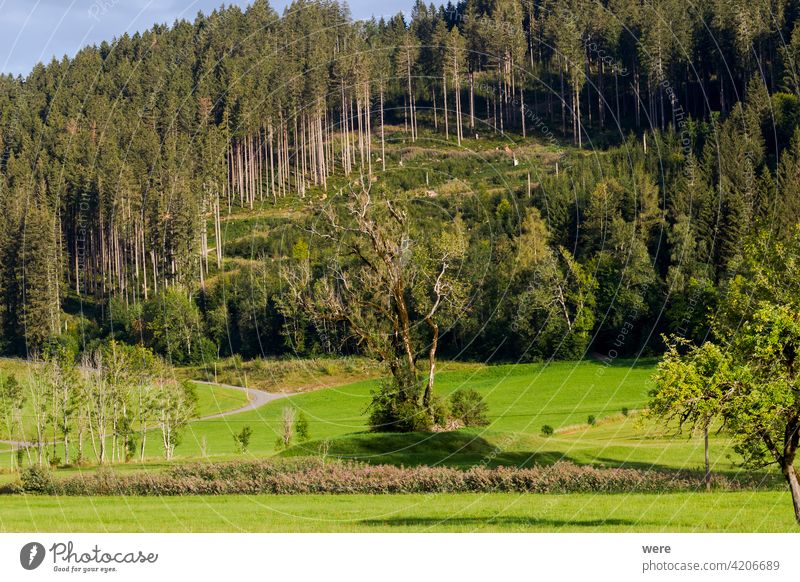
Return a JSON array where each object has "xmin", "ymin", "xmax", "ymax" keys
[
  {"xmin": 168, "ymin": 359, "xmax": 657, "ymax": 460},
  {"xmin": 1, "ymin": 491, "xmax": 794, "ymax": 532},
  {"xmin": 204, "ymin": 129, "xmax": 561, "ymax": 285},
  {"xmin": 178, "ymin": 355, "xmax": 387, "ymax": 392},
  {"xmin": 192, "ymin": 381, "xmax": 249, "ymax": 418}
]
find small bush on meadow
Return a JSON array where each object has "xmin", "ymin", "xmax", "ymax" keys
[
  {"xmin": 541, "ymin": 425, "xmax": 554, "ymax": 436},
  {"xmin": 20, "ymin": 465, "xmax": 53, "ymax": 493},
  {"xmin": 295, "ymin": 413, "xmax": 310, "ymax": 442},
  {"xmin": 234, "ymin": 426, "xmax": 253, "ymax": 453},
  {"xmin": 587, "ymin": 415, "xmax": 597, "ymax": 426},
  {"xmin": 430, "ymin": 395, "xmax": 450, "ymax": 426},
  {"xmin": 449, "ymin": 388, "xmax": 489, "ymax": 427},
  {"xmin": 368, "ymin": 376, "xmax": 432, "ymax": 432},
  {"xmin": 395, "ymin": 401, "xmax": 433, "ymax": 432}
]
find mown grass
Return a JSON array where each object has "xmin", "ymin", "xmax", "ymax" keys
[
  {"xmin": 192, "ymin": 381, "xmax": 249, "ymax": 418},
  {"xmin": 1, "ymin": 491, "xmax": 795, "ymax": 532}
]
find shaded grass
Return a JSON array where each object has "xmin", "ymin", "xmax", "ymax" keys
[
  {"xmin": 280, "ymin": 416, "xmax": 757, "ymax": 478},
  {"xmin": 0, "ymin": 491, "xmax": 794, "ymax": 532}
]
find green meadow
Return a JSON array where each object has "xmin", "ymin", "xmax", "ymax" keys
[
  {"xmin": 0, "ymin": 358, "xmax": 744, "ymax": 474},
  {"xmin": 1, "ymin": 357, "xmax": 789, "ymax": 533},
  {"xmin": 130, "ymin": 359, "xmax": 659, "ymax": 462},
  {"xmin": 2, "ymin": 492, "xmax": 793, "ymax": 533}
]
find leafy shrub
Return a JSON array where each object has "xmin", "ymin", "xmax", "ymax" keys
[
  {"xmin": 430, "ymin": 395, "xmax": 450, "ymax": 426},
  {"xmin": 369, "ymin": 377, "xmax": 431, "ymax": 432},
  {"xmin": 587, "ymin": 415, "xmax": 597, "ymax": 426},
  {"xmin": 394, "ymin": 401, "xmax": 433, "ymax": 432},
  {"xmin": 541, "ymin": 424, "xmax": 554, "ymax": 436},
  {"xmin": 449, "ymin": 388, "xmax": 489, "ymax": 427},
  {"xmin": 233, "ymin": 426, "xmax": 253, "ymax": 453},
  {"xmin": 621, "ymin": 407, "xmax": 629, "ymax": 417},
  {"xmin": 20, "ymin": 465, "xmax": 53, "ymax": 493},
  {"xmin": 295, "ymin": 413, "xmax": 310, "ymax": 442},
  {"xmin": 125, "ymin": 437, "xmax": 138, "ymax": 462}
]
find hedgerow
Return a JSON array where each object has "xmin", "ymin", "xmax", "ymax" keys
[{"xmin": 8, "ymin": 460, "xmax": 777, "ymax": 496}]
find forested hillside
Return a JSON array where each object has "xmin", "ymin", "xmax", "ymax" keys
[{"xmin": 1, "ymin": 0, "xmax": 800, "ymax": 364}]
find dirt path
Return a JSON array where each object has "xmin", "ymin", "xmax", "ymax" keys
[
  {"xmin": 193, "ymin": 380, "xmax": 294, "ymax": 420},
  {"xmin": 0, "ymin": 439, "xmax": 30, "ymax": 448}
]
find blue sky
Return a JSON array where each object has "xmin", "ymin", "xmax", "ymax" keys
[{"xmin": 0, "ymin": 0, "xmax": 413, "ymax": 77}]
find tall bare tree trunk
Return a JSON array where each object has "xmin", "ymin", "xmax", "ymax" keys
[
  {"xmin": 380, "ymin": 84, "xmax": 386, "ymax": 172},
  {"xmin": 140, "ymin": 422, "xmax": 147, "ymax": 462},
  {"xmin": 423, "ymin": 320, "xmax": 438, "ymax": 410},
  {"xmin": 704, "ymin": 425, "xmax": 711, "ymax": 491},
  {"xmin": 443, "ymin": 75, "xmax": 449, "ymax": 140},
  {"xmin": 469, "ymin": 71, "xmax": 475, "ymax": 130}
]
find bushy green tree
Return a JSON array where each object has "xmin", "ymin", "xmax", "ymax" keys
[
  {"xmin": 649, "ymin": 339, "xmax": 734, "ymax": 489},
  {"xmin": 512, "ymin": 208, "xmax": 596, "ymax": 359},
  {"xmin": 652, "ymin": 230, "xmax": 800, "ymax": 522},
  {"xmin": 233, "ymin": 426, "xmax": 253, "ymax": 453},
  {"xmin": 284, "ymin": 183, "xmax": 470, "ymax": 432}
]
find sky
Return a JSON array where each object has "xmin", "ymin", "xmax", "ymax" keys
[{"xmin": 0, "ymin": 0, "xmax": 413, "ymax": 77}]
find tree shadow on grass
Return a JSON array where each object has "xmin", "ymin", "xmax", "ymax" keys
[
  {"xmin": 358, "ymin": 516, "xmax": 644, "ymax": 529},
  {"xmin": 283, "ymin": 431, "xmax": 576, "ymax": 468},
  {"xmin": 282, "ymin": 431, "xmax": 782, "ymax": 485},
  {"xmin": 589, "ymin": 456, "xmax": 780, "ymax": 484}
]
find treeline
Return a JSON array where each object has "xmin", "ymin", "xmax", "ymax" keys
[
  {"xmin": 0, "ymin": 342, "xmax": 197, "ymax": 466},
  {"xmin": 1, "ymin": 0, "xmax": 800, "ymax": 361}
]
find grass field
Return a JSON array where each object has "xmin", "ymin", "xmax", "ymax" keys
[
  {"xmin": 193, "ymin": 381, "xmax": 250, "ymax": 418},
  {"xmin": 172, "ymin": 359, "xmax": 658, "ymax": 459},
  {"xmin": 186, "ymin": 357, "xmax": 749, "ymax": 476},
  {"xmin": 3, "ymin": 355, "xmax": 788, "ymax": 536},
  {"xmin": 0, "ymin": 358, "xmax": 750, "ymax": 477},
  {"xmin": 1, "ymin": 491, "xmax": 794, "ymax": 532}
]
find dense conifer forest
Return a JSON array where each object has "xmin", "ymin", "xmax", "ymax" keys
[{"xmin": 1, "ymin": 0, "xmax": 799, "ymax": 367}]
